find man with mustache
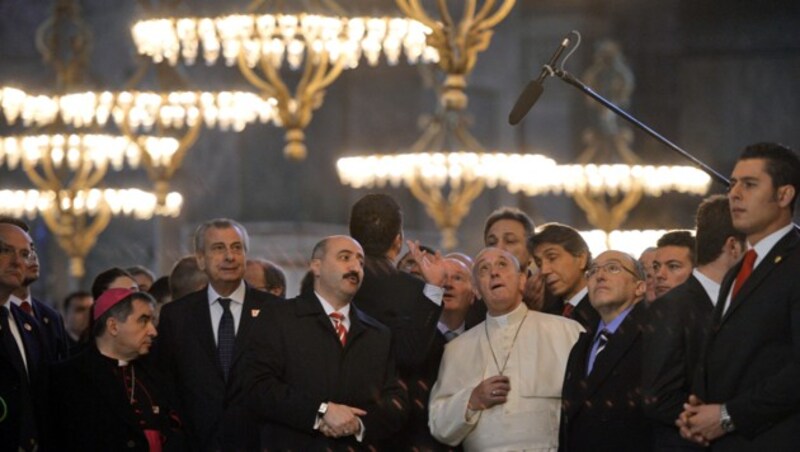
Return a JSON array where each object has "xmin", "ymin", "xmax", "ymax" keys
[
  {"xmin": 49, "ymin": 288, "xmax": 185, "ymax": 450},
  {"xmin": 530, "ymin": 223, "xmax": 600, "ymax": 335},
  {"xmin": 248, "ymin": 235, "xmax": 408, "ymax": 450},
  {"xmin": 429, "ymin": 247, "xmax": 582, "ymax": 450}
]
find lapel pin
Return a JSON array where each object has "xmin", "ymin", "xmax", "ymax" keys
[
  {"xmin": 43, "ymin": 317, "xmax": 50, "ymax": 324},
  {"xmin": 24, "ymin": 323, "xmax": 32, "ymax": 331},
  {"xmin": 152, "ymin": 406, "xmax": 160, "ymax": 414},
  {"xmin": 251, "ymin": 309, "xmax": 260, "ymax": 318},
  {"xmin": 775, "ymin": 256, "xmax": 783, "ymax": 264}
]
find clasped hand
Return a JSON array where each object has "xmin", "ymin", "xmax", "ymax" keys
[
  {"xmin": 675, "ymin": 394, "xmax": 725, "ymax": 446},
  {"xmin": 319, "ymin": 403, "xmax": 366, "ymax": 438},
  {"xmin": 469, "ymin": 375, "xmax": 511, "ymax": 410}
]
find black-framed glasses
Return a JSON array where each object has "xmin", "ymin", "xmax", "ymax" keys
[{"xmin": 585, "ymin": 261, "xmax": 639, "ymax": 279}]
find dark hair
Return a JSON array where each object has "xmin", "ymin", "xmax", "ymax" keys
[
  {"xmin": 695, "ymin": 195, "xmax": 746, "ymax": 266},
  {"xmin": 93, "ymin": 292, "xmax": 155, "ymax": 338},
  {"xmin": 193, "ymin": 218, "xmax": 249, "ymax": 253},
  {"xmin": 738, "ymin": 143, "xmax": 800, "ymax": 213},
  {"xmin": 63, "ymin": 290, "xmax": 92, "ymax": 312},
  {"xmin": 483, "ymin": 207, "xmax": 535, "ymax": 244},
  {"xmin": 656, "ymin": 230, "xmax": 697, "ymax": 266},
  {"xmin": 91, "ymin": 267, "xmax": 136, "ymax": 300},
  {"xmin": 169, "ymin": 255, "xmax": 208, "ymax": 300},
  {"xmin": 147, "ymin": 276, "xmax": 171, "ymax": 304},
  {"xmin": 528, "ymin": 222, "xmax": 592, "ymax": 270},
  {"xmin": 248, "ymin": 258, "xmax": 287, "ymax": 298},
  {"xmin": 349, "ymin": 194, "xmax": 403, "ymax": 257},
  {"xmin": 0, "ymin": 216, "xmax": 30, "ymax": 232},
  {"xmin": 126, "ymin": 265, "xmax": 155, "ymax": 284}
]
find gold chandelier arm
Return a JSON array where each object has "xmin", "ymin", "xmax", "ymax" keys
[
  {"xmin": 436, "ymin": 0, "xmax": 455, "ymax": 32},
  {"xmin": 473, "ymin": 0, "xmax": 495, "ymax": 23},
  {"xmin": 21, "ymin": 158, "xmax": 57, "ymax": 192},
  {"xmin": 236, "ymin": 52, "xmax": 278, "ymax": 97},
  {"xmin": 397, "ymin": 0, "xmax": 439, "ymax": 30},
  {"xmin": 307, "ymin": 53, "xmax": 347, "ymax": 93},
  {"xmin": 462, "ymin": 0, "xmax": 478, "ymax": 24},
  {"xmin": 260, "ymin": 57, "xmax": 292, "ymax": 101},
  {"xmin": 80, "ymin": 160, "xmax": 109, "ymax": 190},
  {"xmin": 156, "ymin": 119, "xmax": 202, "ymax": 181},
  {"xmin": 295, "ymin": 51, "xmax": 319, "ymax": 97},
  {"xmin": 476, "ymin": 0, "xmax": 515, "ymax": 30}
]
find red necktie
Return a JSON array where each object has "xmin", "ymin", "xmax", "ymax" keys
[
  {"xmin": 330, "ymin": 312, "xmax": 347, "ymax": 346},
  {"xmin": 562, "ymin": 303, "xmax": 574, "ymax": 318},
  {"xmin": 732, "ymin": 249, "xmax": 757, "ymax": 299},
  {"xmin": 20, "ymin": 301, "xmax": 33, "ymax": 316}
]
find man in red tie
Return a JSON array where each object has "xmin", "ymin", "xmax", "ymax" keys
[
  {"xmin": 247, "ymin": 235, "xmax": 408, "ymax": 450},
  {"xmin": 530, "ymin": 222, "xmax": 600, "ymax": 335},
  {"xmin": 678, "ymin": 143, "xmax": 800, "ymax": 450}
]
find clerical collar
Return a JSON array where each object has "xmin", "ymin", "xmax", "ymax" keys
[
  {"xmin": 487, "ymin": 302, "xmax": 527, "ymax": 327},
  {"xmin": 565, "ymin": 286, "xmax": 588, "ymax": 307}
]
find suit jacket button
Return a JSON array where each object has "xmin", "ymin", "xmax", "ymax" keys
[{"xmin": 127, "ymin": 440, "xmax": 136, "ymax": 448}]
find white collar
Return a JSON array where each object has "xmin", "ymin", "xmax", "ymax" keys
[
  {"xmin": 566, "ymin": 286, "xmax": 588, "ymax": 307},
  {"xmin": 487, "ymin": 302, "xmax": 527, "ymax": 327},
  {"xmin": 207, "ymin": 280, "xmax": 246, "ymax": 306},
  {"xmin": 750, "ymin": 223, "xmax": 794, "ymax": 269},
  {"xmin": 315, "ymin": 290, "xmax": 351, "ymax": 320}
]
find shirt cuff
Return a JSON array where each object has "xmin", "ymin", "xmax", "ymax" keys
[
  {"xmin": 354, "ymin": 418, "xmax": 365, "ymax": 442},
  {"xmin": 423, "ymin": 284, "xmax": 445, "ymax": 306}
]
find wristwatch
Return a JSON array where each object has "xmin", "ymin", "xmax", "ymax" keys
[
  {"xmin": 318, "ymin": 402, "xmax": 329, "ymax": 417},
  {"xmin": 720, "ymin": 404, "xmax": 735, "ymax": 433}
]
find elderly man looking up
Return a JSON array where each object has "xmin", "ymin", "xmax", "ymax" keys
[{"xmin": 429, "ymin": 247, "xmax": 582, "ymax": 451}]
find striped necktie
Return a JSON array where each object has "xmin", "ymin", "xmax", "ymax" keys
[{"xmin": 330, "ymin": 312, "xmax": 347, "ymax": 346}]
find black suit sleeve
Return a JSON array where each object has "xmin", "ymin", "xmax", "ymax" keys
[
  {"xmin": 642, "ymin": 295, "xmax": 691, "ymax": 426},
  {"xmin": 358, "ymin": 334, "xmax": 409, "ymax": 442},
  {"xmin": 247, "ymin": 307, "xmax": 321, "ymax": 433},
  {"xmin": 726, "ymin": 284, "xmax": 800, "ymax": 438}
]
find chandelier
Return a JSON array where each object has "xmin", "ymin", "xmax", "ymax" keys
[
  {"xmin": 338, "ymin": 0, "xmax": 519, "ymax": 249},
  {"xmin": 131, "ymin": 0, "xmax": 438, "ymax": 160},
  {"xmin": 0, "ymin": 0, "xmax": 198, "ymax": 277}
]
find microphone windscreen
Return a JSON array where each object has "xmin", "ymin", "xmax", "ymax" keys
[{"xmin": 508, "ymin": 81, "xmax": 544, "ymax": 125}]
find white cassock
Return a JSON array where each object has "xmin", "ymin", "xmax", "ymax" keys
[{"xmin": 429, "ymin": 303, "xmax": 583, "ymax": 451}]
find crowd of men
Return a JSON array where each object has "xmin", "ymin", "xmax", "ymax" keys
[{"xmin": 0, "ymin": 142, "xmax": 798, "ymax": 451}]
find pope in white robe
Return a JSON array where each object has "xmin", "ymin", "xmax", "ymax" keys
[{"xmin": 429, "ymin": 247, "xmax": 583, "ymax": 451}]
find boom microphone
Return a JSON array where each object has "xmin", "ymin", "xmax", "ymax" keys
[{"xmin": 508, "ymin": 35, "xmax": 571, "ymax": 125}]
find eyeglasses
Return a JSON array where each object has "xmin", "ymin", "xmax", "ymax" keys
[
  {"xmin": 584, "ymin": 261, "xmax": 639, "ymax": 280},
  {"xmin": 0, "ymin": 242, "xmax": 33, "ymax": 263}
]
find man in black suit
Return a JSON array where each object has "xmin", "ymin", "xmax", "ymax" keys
[
  {"xmin": 0, "ymin": 223, "xmax": 48, "ymax": 452},
  {"xmin": 560, "ymin": 250, "xmax": 652, "ymax": 451},
  {"xmin": 0, "ymin": 217, "xmax": 69, "ymax": 362},
  {"xmin": 248, "ymin": 235, "xmax": 408, "ymax": 450},
  {"xmin": 653, "ymin": 231, "xmax": 696, "ymax": 299},
  {"xmin": 530, "ymin": 222, "xmax": 600, "ymax": 334},
  {"xmin": 49, "ymin": 288, "xmax": 184, "ymax": 451},
  {"xmin": 644, "ymin": 195, "xmax": 745, "ymax": 450},
  {"xmin": 157, "ymin": 218, "xmax": 278, "ymax": 451},
  {"xmin": 10, "ymin": 249, "xmax": 69, "ymax": 361},
  {"xmin": 679, "ymin": 143, "xmax": 800, "ymax": 449}
]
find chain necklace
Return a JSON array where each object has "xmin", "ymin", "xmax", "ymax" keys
[{"xmin": 484, "ymin": 311, "xmax": 527, "ymax": 376}]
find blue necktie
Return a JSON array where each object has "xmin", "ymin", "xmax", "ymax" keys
[
  {"xmin": 217, "ymin": 298, "xmax": 235, "ymax": 381},
  {"xmin": 588, "ymin": 329, "xmax": 611, "ymax": 375}
]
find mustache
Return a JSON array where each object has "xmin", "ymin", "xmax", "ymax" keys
[{"xmin": 343, "ymin": 271, "xmax": 361, "ymax": 282}]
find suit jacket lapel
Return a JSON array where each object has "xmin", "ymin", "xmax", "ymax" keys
[
  {"xmin": 721, "ymin": 230, "xmax": 799, "ymax": 323},
  {"xmin": 231, "ymin": 287, "xmax": 262, "ymax": 366},
  {"xmin": 191, "ymin": 291, "xmax": 219, "ymax": 367},
  {"xmin": 564, "ymin": 333, "xmax": 592, "ymax": 419},
  {"xmin": 346, "ymin": 307, "xmax": 367, "ymax": 347},
  {"xmin": 12, "ymin": 306, "xmax": 42, "ymax": 381},
  {"xmin": 584, "ymin": 303, "xmax": 643, "ymax": 398}
]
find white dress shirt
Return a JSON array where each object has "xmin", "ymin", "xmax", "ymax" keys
[{"xmin": 208, "ymin": 281, "xmax": 246, "ymax": 344}]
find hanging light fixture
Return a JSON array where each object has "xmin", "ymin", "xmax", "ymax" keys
[{"xmin": 130, "ymin": 0, "xmax": 439, "ymax": 160}]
